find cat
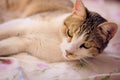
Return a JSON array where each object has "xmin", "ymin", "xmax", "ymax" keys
[{"xmin": 0, "ymin": 0, "xmax": 118, "ymax": 62}]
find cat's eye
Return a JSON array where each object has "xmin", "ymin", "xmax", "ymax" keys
[
  {"xmin": 67, "ymin": 30, "xmax": 73, "ymax": 37},
  {"xmin": 80, "ymin": 43, "xmax": 91, "ymax": 49}
]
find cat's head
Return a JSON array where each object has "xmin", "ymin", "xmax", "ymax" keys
[{"xmin": 60, "ymin": 0, "xmax": 118, "ymax": 60}]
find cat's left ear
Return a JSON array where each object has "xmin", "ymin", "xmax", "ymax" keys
[
  {"xmin": 72, "ymin": 0, "xmax": 86, "ymax": 20},
  {"xmin": 99, "ymin": 22, "xmax": 118, "ymax": 40}
]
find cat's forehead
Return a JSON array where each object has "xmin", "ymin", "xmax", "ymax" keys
[
  {"xmin": 64, "ymin": 11, "xmax": 107, "ymax": 37},
  {"xmin": 64, "ymin": 11, "xmax": 107, "ymax": 30},
  {"xmin": 64, "ymin": 15, "xmax": 84, "ymax": 28},
  {"xmin": 86, "ymin": 11, "xmax": 107, "ymax": 25},
  {"xmin": 64, "ymin": 14, "xmax": 85, "ymax": 33}
]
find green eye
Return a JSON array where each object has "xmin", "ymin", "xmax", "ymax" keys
[
  {"xmin": 80, "ymin": 43, "xmax": 91, "ymax": 49},
  {"xmin": 67, "ymin": 30, "xmax": 73, "ymax": 37}
]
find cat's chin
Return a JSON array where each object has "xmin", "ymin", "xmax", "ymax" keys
[
  {"xmin": 62, "ymin": 51, "xmax": 95, "ymax": 61},
  {"xmin": 63, "ymin": 56, "xmax": 78, "ymax": 61},
  {"xmin": 62, "ymin": 52, "xmax": 81, "ymax": 61}
]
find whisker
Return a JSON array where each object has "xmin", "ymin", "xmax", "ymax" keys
[{"xmin": 79, "ymin": 57, "xmax": 98, "ymax": 73}]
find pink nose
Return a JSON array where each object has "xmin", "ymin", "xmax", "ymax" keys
[{"xmin": 65, "ymin": 50, "xmax": 73, "ymax": 55}]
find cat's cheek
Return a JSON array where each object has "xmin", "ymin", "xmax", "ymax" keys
[
  {"xmin": 75, "ymin": 49, "xmax": 93, "ymax": 59},
  {"xmin": 75, "ymin": 49, "xmax": 87, "ymax": 58},
  {"xmin": 60, "ymin": 39, "xmax": 69, "ymax": 55},
  {"xmin": 60, "ymin": 39, "xmax": 74, "ymax": 59}
]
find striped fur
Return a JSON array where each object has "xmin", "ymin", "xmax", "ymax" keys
[{"xmin": 62, "ymin": 9, "xmax": 113, "ymax": 56}]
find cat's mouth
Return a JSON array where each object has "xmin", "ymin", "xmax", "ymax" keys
[
  {"xmin": 66, "ymin": 54, "xmax": 77, "ymax": 59},
  {"xmin": 64, "ymin": 50, "xmax": 77, "ymax": 60},
  {"xmin": 64, "ymin": 50, "xmax": 95, "ymax": 60}
]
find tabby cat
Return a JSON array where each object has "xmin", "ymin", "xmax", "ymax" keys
[{"xmin": 0, "ymin": 0, "xmax": 118, "ymax": 62}]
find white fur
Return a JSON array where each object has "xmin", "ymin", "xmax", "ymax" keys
[
  {"xmin": 0, "ymin": 13, "xmax": 72, "ymax": 62},
  {"xmin": 60, "ymin": 34, "xmax": 92, "ymax": 60}
]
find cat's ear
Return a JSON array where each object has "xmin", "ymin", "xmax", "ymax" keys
[
  {"xmin": 99, "ymin": 22, "xmax": 118, "ymax": 40},
  {"xmin": 72, "ymin": 0, "xmax": 86, "ymax": 19}
]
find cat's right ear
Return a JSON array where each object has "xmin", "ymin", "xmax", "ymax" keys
[
  {"xmin": 99, "ymin": 22, "xmax": 118, "ymax": 40},
  {"xmin": 72, "ymin": 0, "xmax": 86, "ymax": 19}
]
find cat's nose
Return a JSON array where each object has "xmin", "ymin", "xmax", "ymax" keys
[{"xmin": 65, "ymin": 50, "xmax": 73, "ymax": 56}]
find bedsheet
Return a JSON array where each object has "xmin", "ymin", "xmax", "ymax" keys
[{"xmin": 0, "ymin": 52, "xmax": 120, "ymax": 80}]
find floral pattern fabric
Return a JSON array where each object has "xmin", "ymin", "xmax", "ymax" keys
[{"xmin": 0, "ymin": 53, "xmax": 120, "ymax": 80}]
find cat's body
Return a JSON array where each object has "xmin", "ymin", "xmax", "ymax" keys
[
  {"xmin": 0, "ymin": 0, "xmax": 118, "ymax": 62},
  {"xmin": 0, "ymin": 12, "xmax": 71, "ymax": 62}
]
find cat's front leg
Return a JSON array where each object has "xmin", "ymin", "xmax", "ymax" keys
[
  {"xmin": 0, "ymin": 37, "xmax": 29, "ymax": 56},
  {"xmin": 0, "ymin": 19, "xmax": 29, "ymax": 40}
]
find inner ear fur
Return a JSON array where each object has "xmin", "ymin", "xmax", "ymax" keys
[
  {"xmin": 72, "ymin": 0, "xmax": 86, "ymax": 20},
  {"xmin": 99, "ymin": 22, "xmax": 118, "ymax": 40}
]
